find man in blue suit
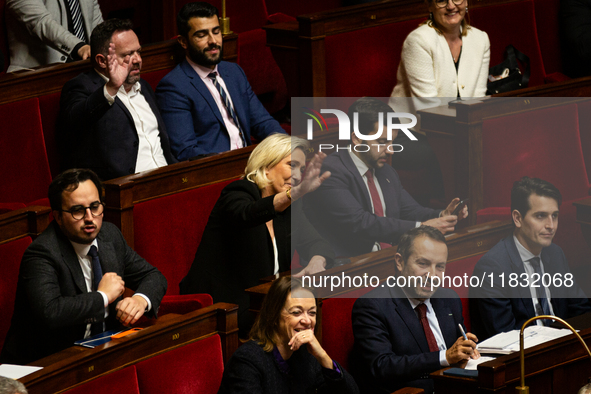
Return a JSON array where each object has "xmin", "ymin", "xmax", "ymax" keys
[
  {"xmin": 470, "ymin": 177, "xmax": 591, "ymax": 340},
  {"xmin": 156, "ymin": 2, "xmax": 284, "ymax": 161},
  {"xmin": 304, "ymin": 97, "xmax": 467, "ymax": 257},
  {"xmin": 352, "ymin": 226, "xmax": 479, "ymax": 394}
]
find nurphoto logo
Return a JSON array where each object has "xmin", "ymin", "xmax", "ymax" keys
[{"xmin": 303, "ymin": 108, "xmax": 419, "ymax": 153}]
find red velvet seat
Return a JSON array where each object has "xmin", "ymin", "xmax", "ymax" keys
[
  {"xmin": 132, "ymin": 179, "xmax": 235, "ymax": 295},
  {"xmin": 136, "ymin": 334, "xmax": 224, "ymax": 394},
  {"xmin": 443, "ymin": 254, "xmax": 484, "ymax": 333},
  {"xmin": 0, "ymin": 202, "xmax": 25, "ymax": 214},
  {"xmin": 0, "ymin": 236, "xmax": 32, "ymax": 353},
  {"xmin": 322, "ymin": 297, "xmax": 357, "ymax": 371},
  {"xmin": 38, "ymin": 92, "xmax": 62, "ymax": 178},
  {"xmin": 63, "ymin": 366, "xmax": 140, "ymax": 394},
  {"xmin": 470, "ymin": 0, "xmax": 546, "ymax": 88},
  {"xmin": 0, "ymin": 98, "xmax": 52, "ymax": 204},
  {"xmin": 142, "ymin": 68, "xmax": 173, "ymax": 91},
  {"xmin": 477, "ymin": 103, "xmax": 591, "ymax": 269},
  {"xmin": 533, "ymin": 0, "xmax": 564, "ymax": 78},
  {"xmin": 324, "ymin": 18, "xmax": 424, "ymax": 98}
]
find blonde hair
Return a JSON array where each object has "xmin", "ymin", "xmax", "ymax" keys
[
  {"xmin": 422, "ymin": 0, "xmax": 470, "ymax": 37},
  {"xmin": 244, "ymin": 134, "xmax": 311, "ymax": 190}
]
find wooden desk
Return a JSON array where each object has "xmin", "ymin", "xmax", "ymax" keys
[
  {"xmin": 0, "ymin": 206, "xmax": 51, "ymax": 244},
  {"xmin": 0, "ymin": 35, "xmax": 237, "ymax": 106},
  {"xmin": 20, "ymin": 302, "xmax": 238, "ymax": 394},
  {"xmin": 432, "ymin": 322, "xmax": 591, "ymax": 393}
]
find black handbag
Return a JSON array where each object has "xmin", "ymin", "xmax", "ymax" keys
[{"xmin": 486, "ymin": 45, "xmax": 531, "ymax": 95}]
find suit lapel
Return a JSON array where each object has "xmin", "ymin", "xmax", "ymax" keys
[
  {"xmin": 375, "ymin": 167, "xmax": 396, "ymax": 218},
  {"xmin": 431, "ymin": 298, "xmax": 457, "ymax": 347},
  {"xmin": 182, "ymin": 60, "xmax": 225, "ymax": 126},
  {"xmin": 55, "ymin": 224, "xmax": 88, "ymax": 293},
  {"xmin": 506, "ymin": 237, "xmax": 537, "ymax": 316},
  {"xmin": 339, "ymin": 151, "xmax": 373, "ymax": 211},
  {"xmin": 390, "ymin": 287, "xmax": 431, "ymax": 353}
]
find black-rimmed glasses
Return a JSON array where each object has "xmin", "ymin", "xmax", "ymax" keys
[
  {"xmin": 61, "ymin": 202, "xmax": 105, "ymax": 220},
  {"xmin": 435, "ymin": 0, "xmax": 465, "ymax": 8}
]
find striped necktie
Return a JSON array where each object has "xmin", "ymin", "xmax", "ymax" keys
[
  {"xmin": 67, "ymin": 0, "xmax": 87, "ymax": 42},
  {"xmin": 207, "ymin": 72, "xmax": 246, "ymax": 146}
]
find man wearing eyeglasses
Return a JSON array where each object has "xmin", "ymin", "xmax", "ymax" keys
[{"xmin": 0, "ymin": 168, "xmax": 167, "ymax": 365}]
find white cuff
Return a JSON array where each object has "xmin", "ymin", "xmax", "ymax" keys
[
  {"xmin": 103, "ymin": 85, "xmax": 116, "ymax": 105},
  {"xmin": 415, "ymin": 221, "xmax": 422, "ymax": 228},
  {"xmin": 134, "ymin": 293, "xmax": 152, "ymax": 312},
  {"xmin": 439, "ymin": 350, "xmax": 450, "ymax": 367}
]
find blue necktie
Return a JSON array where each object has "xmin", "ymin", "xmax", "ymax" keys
[
  {"xmin": 208, "ymin": 72, "xmax": 246, "ymax": 146},
  {"xmin": 87, "ymin": 245, "xmax": 104, "ymax": 335},
  {"xmin": 530, "ymin": 257, "xmax": 551, "ymax": 325}
]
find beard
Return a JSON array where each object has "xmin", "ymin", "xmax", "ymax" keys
[
  {"xmin": 125, "ymin": 65, "xmax": 141, "ymax": 86},
  {"xmin": 187, "ymin": 42, "xmax": 223, "ymax": 67}
]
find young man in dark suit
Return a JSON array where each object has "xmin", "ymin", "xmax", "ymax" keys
[
  {"xmin": 0, "ymin": 169, "xmax": 167, "ymax": 365},
  {"xmin": 156, "ymin": 2, "xmax": 284, "ymax": 161},
  {"xmin": 352, "ymin": 226, "xmax": 479, "ymax": 394},
  {"xmin": 470, "ymin": 176, "xmax": 590, "ymax": 339},
  {"xmin": 58, "ymin": 19, "xmax": 177, "ymax": 181},
  {"xmin": 304, "ymin": 97, "xmax": 467, "ymax": 257}
]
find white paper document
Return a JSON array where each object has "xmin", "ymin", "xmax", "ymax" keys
[
  {"xmin": 0, "ymin": 364, "xmax": 43, "ymax": 379},
  {"xmin": 477, "ymin": 326, "xmax": 574, "ymax": 354},
  {"xmin": 465, "ymin": 356, "xmax": 496, "ymax": 370}
]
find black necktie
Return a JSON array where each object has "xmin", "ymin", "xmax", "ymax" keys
[
  {"xmin": 207, "ymin": 72, "xmax": 246, "ymax": 146},
  {"xmin": 530, "ymin": 257, "xmax": 551, "ymax": 325},
  {"xmin": 87, "ymin": 245, "xmax": 104, "ymax": 335}
]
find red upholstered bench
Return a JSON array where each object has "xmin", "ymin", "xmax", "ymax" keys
[
  {"xmin": 38, "ymin": 92, "xmax": 62, "ymax": 178},
  {"xmin": 477, "ymin": 103, "xmax": 591, "ymax": 269},
  {"xmin": 136, "ymin": 334, "xmax": 224, "ymax": 394},
  {"xmin": 63, "ymin": 334, "xmax": 224, "ymax": 394},
  {"xmin": 470, "ymin": 0, "xmax": 546, "ymax": 88},
  {"xmin": 133, "ymin": 178, "xmax": 236, "ymax": 295},
  {"xmin": 0, "ymin": 98, "xmax": 52, "ymax": 205},
  {"xmin": 63, "ymin": 366, "xmax": 140, "ymax": 394}
]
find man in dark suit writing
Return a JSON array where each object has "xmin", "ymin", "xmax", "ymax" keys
[
  {"xmin": 156, "ymin": 2, "xmax": 285, "ymax": 161},
  {"xmin": 0, "ymin": 169, "xmax": 167, "ymax": 365},
  {"xmin": 58, "ymin": 19, "xmax": 177, "ymax": 181},
  {"xmin": 470, "ymin": 176, "xmax": 590, "ymax": 339},
  {"xmin": 304, "ymin": 97, "xmax": 467, "ymax": 257},
  {"xmin": 352, "ymin": 226, "xmax": 479, "ymax": 394}
]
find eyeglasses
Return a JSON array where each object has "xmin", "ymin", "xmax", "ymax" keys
[
  {"xmin": 434, "ymin": 0, "xmax": 465, "ymax": 8},
  {"xmin": 61, "ymin": 202, "xmax": 105, "ymax": 220}
]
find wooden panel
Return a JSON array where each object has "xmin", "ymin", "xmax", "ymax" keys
[
  {"xmin": 0, "ymin": 206, "xmax": 51, "ymax": 244},
  {"xmin": 20, "ymin": 303, "xmax": 238, "ymax": 394},
  {"xmin": 0, "ymin": 34, "xmax": 237, "ymax": 106}
]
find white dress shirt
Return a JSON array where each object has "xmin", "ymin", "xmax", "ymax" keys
[
  {"xmin": 70, "ymin": 239, "xmax": 152, "ymax": 338},
  {"xmin": 406, "ymin": 296, "xmax": 450, "ymax": 367},
  {"xmin": 186, "ymin": 58, "xmax": 244, "ymax": 150},
  {"xmin": 513, "ymin": 235, "xmax": 556, "ymax": 325},
  {"xmin": 349, "ymin": 150, "xmax": 420, "ymax": 251},
  {"xmin": 99, "ymin": 71, "xmax": 168, "ymax": 173}
]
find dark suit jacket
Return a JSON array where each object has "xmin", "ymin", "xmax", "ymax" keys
[
  {"xmin": 179, "ymin": 179, "xmax": 334, "ymax": 332},
  {"xmin": 0, "ymin": 222, "xmax": 167, "ymax": 365},
  {"xmin": 58, "ymin": 70, "xmax": 177, "ymax": 181},
  {"xmin": 155, "ymin": 60, "xmax": 284, "ymax": 161},
  {"xmin": 470, "ymin": 236, "xmax": 591, "ymax": 340},
  {"xmin": 352, "ymin": 286, "xmax": 464, "ymax": 394},
  {"xmin": 218, "ymin": 341, "xmax": 359, "ymax": 394},
  {"xmin": 304, "ymin": 150, "xmax": 441, "ymax": 257}
]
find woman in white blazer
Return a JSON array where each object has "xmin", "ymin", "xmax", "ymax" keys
[{"xmin": 390, "ymin": 0, "xmax": 490, "ymax": 113}]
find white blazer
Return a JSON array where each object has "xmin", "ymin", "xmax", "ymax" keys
[
  {"xmin": 389, "ymin": 23, "xmax": 490, "ymax": 114},
  {"xmin": 6, "ymin": 0, "xmax": 103, "ymax": 72}
]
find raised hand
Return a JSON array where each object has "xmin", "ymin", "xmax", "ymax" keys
[
  {"xmin": 105, "ymin": 43, "xmax": 132, "ymax": 96},
  {"xmin": 291, "ymin": 152, "xmax": 331, "ymax": 200}
]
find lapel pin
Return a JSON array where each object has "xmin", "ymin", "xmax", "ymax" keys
[{"xmin": 386, "ymin": 178, "xmax": 390, "ymax": 183}]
